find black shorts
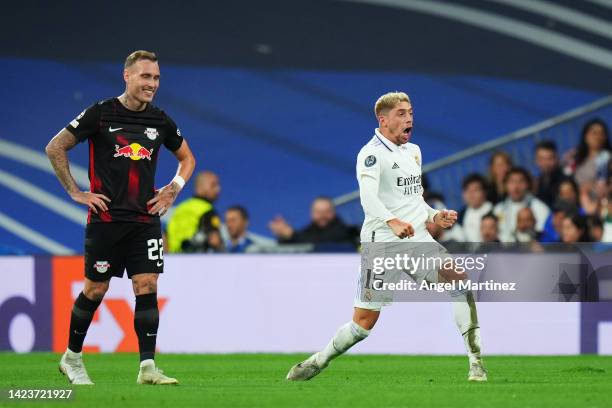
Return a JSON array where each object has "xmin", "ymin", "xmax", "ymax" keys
[{"xmin": 84, "ymin": 222, "xmax": 164, "ymax": 282}]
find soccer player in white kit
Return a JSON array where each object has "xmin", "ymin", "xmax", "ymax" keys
[{"xmin": 286, "ymin": 92, "xmax": 487, "ymax": 382}]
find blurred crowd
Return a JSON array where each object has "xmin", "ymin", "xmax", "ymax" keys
[
  {"xmin": 429, "ymin": 118, "xmax": 612, "ymax": 246},
  {"xmin": 164, "ymin": 172, "xmax": 359, "ymax": 254},
  {"xmin": 164, "ymin": 118, "xmax": 612, "ymax": 253}
]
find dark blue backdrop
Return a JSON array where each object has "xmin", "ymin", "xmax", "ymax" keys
[{"xmin": 0, "ymin": 1, "xmax": 609, "ymax": 253}]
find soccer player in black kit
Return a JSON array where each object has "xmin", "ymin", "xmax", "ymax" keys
[{"xmin": 46, "ymin": 50, "xmax": 196, "ymax": 385}]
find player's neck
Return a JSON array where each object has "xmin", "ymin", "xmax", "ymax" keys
[
  {"xmin": 118, "ymin": 93, "xmax": 148, "ymax": 112},
  {"xmin": 377, "ymin": 128, "xmax": 399, "ymax": 146}
]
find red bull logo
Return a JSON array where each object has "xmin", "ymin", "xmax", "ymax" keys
[{"xmin": 113, "ymin": 143, "xmax": 154, "ymax": 161}]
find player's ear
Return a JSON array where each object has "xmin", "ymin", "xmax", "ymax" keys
[
  {"xmin": 378, "ymin": 114, "xmax": 387, "ymax": 128},
  {"xmin": 123, "ymin": 69, "xmax": 130, "ymax": 83}
]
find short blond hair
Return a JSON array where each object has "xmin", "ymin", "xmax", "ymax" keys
[
  {"xmin": 124, "ymin": 50, "xmax": 158, "ymax": 69},
  {"xmin": 374, "ymin": 91, "xmax": 411, "ymax": 117}
]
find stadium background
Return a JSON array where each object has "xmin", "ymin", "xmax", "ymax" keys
[{"xmin": 1, "ymin": 0, "xmax": 612, "ymax": 359}]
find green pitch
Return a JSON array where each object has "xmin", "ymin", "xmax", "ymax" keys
[{"xmin": 1, "ymin": 353, "xmax": 611, "ymax": 408}]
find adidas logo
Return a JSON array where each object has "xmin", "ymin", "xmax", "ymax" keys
[{"xmin": 392, "ymin": 163, "xmax": 400, "ymax": 169}]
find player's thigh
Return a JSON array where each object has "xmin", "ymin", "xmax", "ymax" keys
[
  {"xmin": 409, "ymin": 239, "xmax": 453, "ymax": 284},
  {"xmin": 356, "ymin": 236, "xmax": 404, "ymax": 313},
  {"xmin": 84, "ymin": 223, "xmax": 127, "ymax": 282},
  {"xmin": 124, "ymin": 223, "xmax": 164, "ymax": 289}
]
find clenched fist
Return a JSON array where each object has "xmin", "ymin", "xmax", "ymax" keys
[
  {"xmin": 387, "ymin": 218, "xmax": 415, "ymax": 239},
  {"xmin": 434, "ymin": 210, "xmax": 458, "ymax": 229}
]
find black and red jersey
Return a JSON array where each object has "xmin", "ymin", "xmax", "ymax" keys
[{"xmin": 66, "ymin": 98, "xmax": 184, "ymax": 224}]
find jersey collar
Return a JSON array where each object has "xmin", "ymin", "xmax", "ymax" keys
[
  {"xmin": 374, "ymin": 129, "xmax": 393, "ymax": 152},
  {"xmin": 374, "ymin": 129, "xmax": 407, "ymax": 152}
]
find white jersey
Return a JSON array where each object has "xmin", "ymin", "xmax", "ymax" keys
[{"xmin": 356, "ymin": 129, "xmax": 438, "ymax": 243}]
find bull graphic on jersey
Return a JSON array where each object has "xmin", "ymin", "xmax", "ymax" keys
[{"xmin": 113, "ymin": 143, "xmax": 154, "ymax": 161}]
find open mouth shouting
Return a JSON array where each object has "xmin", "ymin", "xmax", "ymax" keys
[{"xmin": 400, "ymin": 126, "xmax": 413, "ymax": 142}]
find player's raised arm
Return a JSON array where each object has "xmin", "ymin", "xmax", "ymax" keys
[
  {"xmin": 147, "ymin": 138, "xmax": 196, "ymax": 216},
  {"xmin": 45, "ymin": 128, "xmax": 110, "ymax": 214}
]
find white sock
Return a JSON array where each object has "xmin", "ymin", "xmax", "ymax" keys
[
  {"xmin": 315, "ymin": 321, "xmax": 370, "ymax": 367},
  {"xmin": 451, "ymin": 289, "xmax": 482, "ymax": 366},
  {"xmin": 140, "ymin": 359, "xmax": 155, "ymax": 369}
]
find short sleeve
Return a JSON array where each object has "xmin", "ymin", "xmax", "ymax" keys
[
  {"xmin": 163, "ymin": 113, "xmax": 184, "ymax": 152},
  {"xmin": 65, "ymin": 103, "xmax": 101, "ymax": 142}
]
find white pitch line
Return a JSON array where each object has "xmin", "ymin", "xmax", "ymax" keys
[
  {"xmin": 342, "ymin": 0, "xmax": 612, "ymax": 70},
  {"xmin": 586, "ymin": 0, "xmax": 612, "ymax": 10},
  {"xmin": 0, "ymin": 138, "xmax": 89, "ymax": 189},
  {"xmin": 490, "ymin": 0, "xmax": 612, "ymax": 41},
  {"xmin": 0, "ymin": 210, "xmax": 75, "ymax": 254},
  {"xmin": 0, "ymin": 169, "xmax": 87, "ymax": 225}
]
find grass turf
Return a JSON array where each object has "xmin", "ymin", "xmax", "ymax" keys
[{"xmin": 0, "ymin": 353, "xmax": 611, "ymax": 408}]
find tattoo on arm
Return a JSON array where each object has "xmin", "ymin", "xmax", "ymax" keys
[
  {"xmin": 169, "ymin": 182, "xmax": 180, "ymax": 199},
  {"xmin": 45, "ymin": 129, "xmax": 80, "ymax": 195}
]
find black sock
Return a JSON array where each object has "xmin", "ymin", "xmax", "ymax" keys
[
  {"xmin": 68, "ymin": 292, "xmax": 102, "ymax": 353},
  {"xmin": 134, "ymin": 293, "xmax": 159, "ymax": 362}
]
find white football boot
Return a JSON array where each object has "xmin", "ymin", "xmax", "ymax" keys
[
  {"xmin": 468, "ymin": 360, "xmax": 488, "ymax": 382},
  {"xmin": 137, "ymin": 359, "xmax": 179, "ymax": 385},
  {"xmin": 58, "ymin": 349, "xmax": 94, "ymax": 385},
  {"xmin": 286, "ymin": 353, "xmax": 325, "ymax": 381}
]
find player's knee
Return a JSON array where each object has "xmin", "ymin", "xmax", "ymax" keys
[
  {"xmin": 132, "ymin": 274, "xmax": 158, "ymax": 295},
  {"xmin": 353, "ymin": 309, "xmax": 379, "ymax": 330},
  {"xmin": 355, "ymin": 317, "xmax": 377, "ymax": 331},
  {"xmin": 438, "ymin": 265, "xmax": 466, "ymax": 283},
  {"xmin": 83, "ymin": 281, "xmax": 109, "ymax": 301}
]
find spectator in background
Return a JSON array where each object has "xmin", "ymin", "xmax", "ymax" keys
[
  {"xmin": 224, "ymin": 205, "xmax": 254, "ymax": 253},
  {"xmin": 557, "ymin": 178, "xmax": 581, "ymax": 209},
  {"xmin": 602, "ymin": 192, "xmax": 612, "ymax": 242},
  {"xmin": 566, "ymin": 118, "xmax": 611, "ymax": 190},
  {"xmin": 513, "ymin": 207, "xmax": 541, "ymax": 243},
  {"xmin": 268, "ymin": 197, "xmax": 358, "ymax": 246},
  {"xmin": 486, "ymin": 151, "xmax": 513, "ymax": 204},
  {"xmin": 480, "ymin": 213, "xmax": 500, "ymax": 243},
  {"xmin": 540, "ymin": 199, "xmax": 578, "ymax": 243},
  {"xmin": 561, "ymin": 214, "xmax": 590, "ymax": 243},
  {"xmin": 167, "ymin": 171, "xmax": 223, "ymax": 253},
  {"xmin": 586, "ymin": 216, "xmax": 603, "ymax": 242},
  {"xmin": 456, "ymin": 174, "xmax": 492, "ymax": 242},
  {"xmin": 534, "ymin": 140, "xmax": 565, "ymax": 208},
  {"xmin": 493, "ymin": 167, "xmax": 550, "ymax": 242},
  {"xmin": 556, "ymin": 178, "xmax": 600, "ymax": 216}
]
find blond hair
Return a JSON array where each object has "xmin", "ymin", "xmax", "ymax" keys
[
  {"xmin": 374, "ymin": 91, "xmax": 411, "ymax": 117},
  {"xmin": 124, "ymin": 50, "xmax": 158, "ymax": 69}
]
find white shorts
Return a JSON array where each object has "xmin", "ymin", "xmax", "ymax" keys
[{"xmin": 354, "ymin": 232, "xmax": 447, "ymax": 311}]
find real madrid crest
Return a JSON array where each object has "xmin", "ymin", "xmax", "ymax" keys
[
  {"xmin": 144, "ymin": 127, "xmax": 159, "ymax": 140},
  {"xmin": 414, "ymin": 155, "xmax": 420, "ymax": 166}
]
